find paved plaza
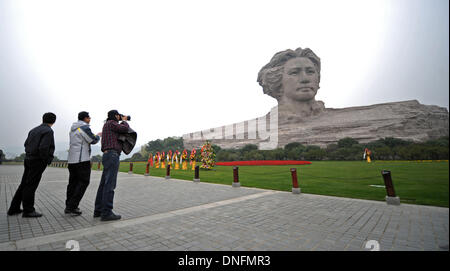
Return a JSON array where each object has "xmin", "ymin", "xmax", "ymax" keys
[{"xmin": 0, "ymin": 165, "xmax": 448, "ymax": 251}]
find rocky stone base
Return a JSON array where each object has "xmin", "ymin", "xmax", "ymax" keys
[{"xmin": 182, "ymin": 100, "xmax": 449, "ymax": 149}]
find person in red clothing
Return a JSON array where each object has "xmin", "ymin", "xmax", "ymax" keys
[{"xmin": 94, "ymin": 110, "xmax": 130, "ymax": 221}]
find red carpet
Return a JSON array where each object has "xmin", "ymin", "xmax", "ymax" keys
[{"xmin": 216, "ymin": 160, "xmax": 312, "ymax": 166}]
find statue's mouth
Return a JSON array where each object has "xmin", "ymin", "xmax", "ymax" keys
[{"xmin": 297, "ymin": 87, "xmax": 313, "ymax": 92}]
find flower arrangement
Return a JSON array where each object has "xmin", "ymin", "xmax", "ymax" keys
[
  {"xmin": 189, "ymin": 148, "xmax": 196, "ymax": 163},
  {"xmin": 148, "ymin": 153, "xmax": 153, "ymax": 166},
  {"xmin": 174, "ymin": 150, "xmax": 180, "ymax": 170},
  {"xmin": 190, "ymin": 148, "xmax": 197, "ymax": 170},
  {"xmin": 181, "ymin": 149, "xmax": 188, "ymax": 170},
  {"xmin": 154, "ymin": 152, "xmax": 161, "ymax": 168},
  {"xmin": 168, "ymin": 150, "xmax": 173, "ymax": 166},
  {"xmin": 200, "ymin": 140, "xmax": 216, "ymax": 169}
]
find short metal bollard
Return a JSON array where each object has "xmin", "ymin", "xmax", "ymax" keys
[
  {"xmin": 145, "ymin": 163, "xmax": 150, "ymax": 176},
  {"xmin": 232, "ymin": 166, "xmax": 240, "ymax": 187},
  {"xmin": 165, "ymin": 164, "xmax": 171, "ymax": 179},
  {"xmin": 290, "ymin": 168, "xmax": 301, "ymax": 194},
  {"xmin": 381, "ymin": 170, "xmax": 400, "ymax": 205},
  {"xmin": 193, "ymin": 165, "xmax": 200, "ymax": 182},
  {"xmin": 128, "ymin": 162, "xmax": 133, "ymax": 174}
]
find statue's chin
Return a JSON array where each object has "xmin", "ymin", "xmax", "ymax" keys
[
  {"xmin": 276, "ymin": 99, "xmax": 325, "ymax": 122},
  {"xmin": 278, "ymin": 97, "xmax": 316, "ymax": 105},
  {"xmin": 285, "ymin": 93, "xmax": 316, "ymax": 102},
  {"xmin": 294, "ymin": 98, "xmax": 315, "ymax": 102}
]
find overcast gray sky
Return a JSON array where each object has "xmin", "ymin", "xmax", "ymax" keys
[{"xmin": 0, "ymin": 0, "xmax": 448, "ymax": 157}]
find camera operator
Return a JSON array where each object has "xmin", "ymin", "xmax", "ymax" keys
[{"xmin": 94, "ymin": 110, "xmax": 131, "ymax": 221}]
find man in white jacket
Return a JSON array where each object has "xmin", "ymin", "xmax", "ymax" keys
[{"xmin": 65, "ymin": 111, "xmax": 101, "ymax": 216}]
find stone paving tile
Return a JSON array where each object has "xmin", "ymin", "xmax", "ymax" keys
[
  {"xmin": 44, "ymin": 192, "xmax": 444, "ymax": 251},
  {"xmin": 1, "ymin": 165, "xmax": 449, "ymax": 251},
  {"xmin": 0, "ymin": 165, "xmax": 263, "ymax": 243}
]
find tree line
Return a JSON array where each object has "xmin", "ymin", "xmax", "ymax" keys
[
  {"xmin": 1, "ymin": 152, "xmax": 62, "ymax": 163},
  {"xmin": 0, "ymin": 149, "xmax": 4, "ymax": 164},
  {"xmin": 124, "ymin": 136, "xmax": 448, "ymax": 162},
  {"xmin": 3, "ymin": 136, "xmax": 447, "ymax": 163},
  {"xmin": 214, "ymin": 136, "xmax": 449, "ymax": 161}
]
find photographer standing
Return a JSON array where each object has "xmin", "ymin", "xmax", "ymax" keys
[
  {"xmin": 65, "ymin": 111, "xmax": 101, "ymax": 216},
  {"xmin": 8, "ymin": 112, "xmax": 56, "ymax": 218},
  {"xmin": 94, "ymin": 110, "xmax": 130, "ymax": 221}
]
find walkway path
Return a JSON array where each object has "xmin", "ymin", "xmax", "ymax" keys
[{"xmin": 0, "ymin": 165, "xmax": 448, "ymax": 251}]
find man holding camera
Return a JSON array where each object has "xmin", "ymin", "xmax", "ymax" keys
[
  {"xmin": 65, "ymin": 111, "xmax": 101, "ymax": 216},
  {"xmin": 94, "ymin": 110, "xmax": 130, "ymax": 221}
]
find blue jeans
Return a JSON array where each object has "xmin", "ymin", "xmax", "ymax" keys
[{"xmin": 94, "ymin": 151, "xmax": 120, "ymax": 217}]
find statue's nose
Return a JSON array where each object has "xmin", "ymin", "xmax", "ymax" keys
[
  {"xmin": 299, "ymin": 76, "xmax": 310, "ymax": 84},
  {"xmin": 298, "ymin": 71, "xmax": 311, "ymax": 83}
]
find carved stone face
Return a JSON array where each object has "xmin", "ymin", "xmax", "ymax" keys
[{"xmin": 281, "ymin": 57, "xmax": 319, "ymax": 102}]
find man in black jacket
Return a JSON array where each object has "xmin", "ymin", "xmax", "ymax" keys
[{"xmin": 7, "ymin": 112, "xmax": 56, "ymax": 218}]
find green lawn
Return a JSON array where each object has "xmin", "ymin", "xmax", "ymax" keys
[{"xmin": 91, "ymin": 161, "xmax": 449, "ymax": 207}]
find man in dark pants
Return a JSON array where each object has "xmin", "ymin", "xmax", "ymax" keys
[
  {"xmin": 8, "ymin": 112, "xmax": 56, "ymax": 218},
  {"xmin": 65, "ymin": 111, "xmax": 101, "ymax": 216},
  {"xmin": 94, "ymin": 110, "xmax": 130, "ymax": 221}
]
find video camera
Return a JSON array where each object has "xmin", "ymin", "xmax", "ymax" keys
[{"xmin": 120, "ymin": 114, "xmax": 131, "ymax": 121}]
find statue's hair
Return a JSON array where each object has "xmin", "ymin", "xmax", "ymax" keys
[{"xmin": 257, "ymin": 47, "xmax": 321, "ymax": 100}]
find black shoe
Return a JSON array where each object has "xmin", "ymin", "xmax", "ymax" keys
[
  {"xmin": 22, "ymin": 211, "xmax": 43, "ymax": 218},
  {"xmin": 7, "ymin": 209, "xmax": 23, "ymax": 216},
  {"xmin": 101, "ymin": 213, "xmax": 121, "ymax": 221},
  {"xmin": 93, "ymin": 211, "xmax": 101, "ymax": 218},
  {"xmin": 65, "ymin": 208, "xmax": 82, "ymax": 216}
]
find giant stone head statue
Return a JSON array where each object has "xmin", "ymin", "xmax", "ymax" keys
[{"xmin": 257, "ymin": 47, "xmax": 324, "ymax": 117}]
